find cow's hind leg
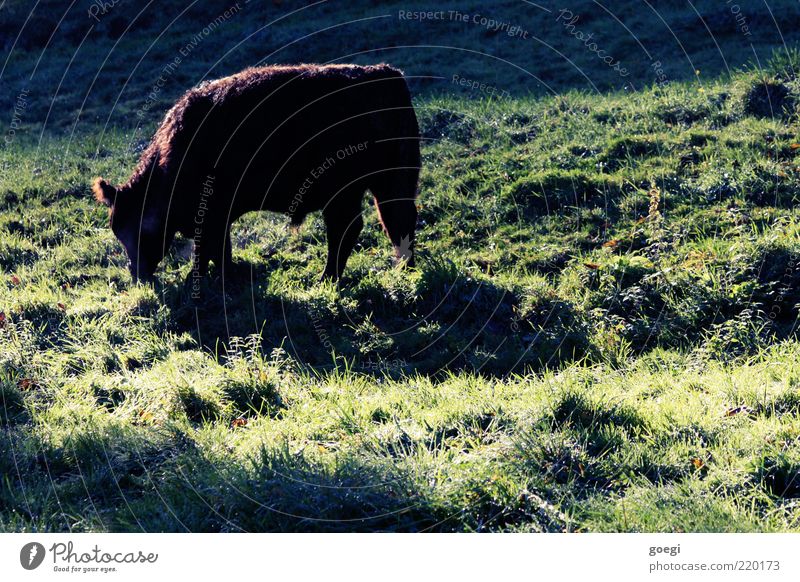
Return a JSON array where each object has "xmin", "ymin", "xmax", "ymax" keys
[
  {"xmin": 372, "ymin": 171, "xmax": 419, "ymax": 268},
  {"xmin": 322, "ymin": 202, "xmax": 363, "ymax": 281}
]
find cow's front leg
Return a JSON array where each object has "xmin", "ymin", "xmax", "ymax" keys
[
  {"xmin": 192, "ymin": 237, "xmax": 213, "ymax": 278},
  {"xmin": 209, "ymin": 227, "xmax": 243, "ymax": 281},
  {"xmin": 191, "ymin": 225, "xmax": 230, "ymax": 275},
  {"xmin": 214, "ymin": 229, "xmax": 233, "ymax": 271}
]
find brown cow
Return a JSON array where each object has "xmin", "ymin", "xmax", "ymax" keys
[{"xmin": 93, "ymin": 63, "xmax": 420, "ymax": 283}]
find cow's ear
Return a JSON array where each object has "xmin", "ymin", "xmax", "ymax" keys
[{"xmin": 92, "ymin": 178, "xmax": 116, "ymax": 206}]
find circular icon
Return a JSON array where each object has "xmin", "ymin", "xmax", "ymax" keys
[{"xmin": 20, "ymin": 542, "xmax": 46, "ymax": 570}]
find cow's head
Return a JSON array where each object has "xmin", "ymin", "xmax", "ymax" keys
[{"xmin": 93, "ymin": 177, "xmax": 171, "ymax": 282}]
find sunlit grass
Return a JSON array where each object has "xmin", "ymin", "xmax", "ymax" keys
[{"xmin": 2, "ymin": 9, "xmax": 800, "ymax": 530}]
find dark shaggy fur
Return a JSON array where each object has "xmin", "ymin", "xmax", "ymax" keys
[{"xmin": 93, "ymin": 63, "xmax": 420, "ymax": 282}]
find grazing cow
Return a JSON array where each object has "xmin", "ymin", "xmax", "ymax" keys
[{"xmin": 93, "ymin": 63, "xmax": 420, "ymax": 283}]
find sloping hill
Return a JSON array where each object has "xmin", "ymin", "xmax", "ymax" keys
[{"xmin": 1, "ymin": 1, "xmax": 800, "ymax": 532}]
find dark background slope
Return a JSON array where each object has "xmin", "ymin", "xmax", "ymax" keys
[{"xmin": 2, "ymin": 0, "xmax": 800, "ymax": 131}]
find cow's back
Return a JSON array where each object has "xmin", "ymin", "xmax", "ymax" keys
[{"xmin": 169, "ymin": 64, "xmax": 418, "ymax": 225}]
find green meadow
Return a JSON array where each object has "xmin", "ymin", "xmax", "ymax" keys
[{"xmin": 2, "ymin": 0, "xmax": 800, "ymax": 531}]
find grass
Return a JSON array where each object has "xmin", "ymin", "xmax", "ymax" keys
[{"xmin": 2, "ymin": 0, "xmax": 800, "ymax": 531}]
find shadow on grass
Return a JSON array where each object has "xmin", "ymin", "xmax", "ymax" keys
[
  {"xmin": 158, "ymin": 257, "xmax": 590, "ymax": 379},
  {"xmin": 0, "ymin": 425, "xmax": 444, "ymax": 532}
]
